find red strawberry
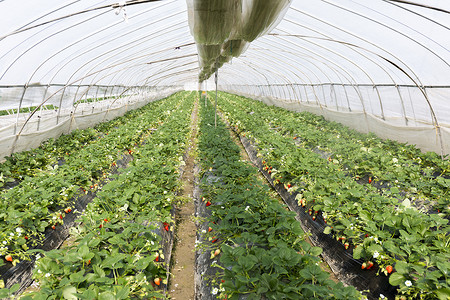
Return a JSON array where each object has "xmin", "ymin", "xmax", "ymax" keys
[
  {"xmin": 64, "ymin": 208, "xmax": 71, "ymax": 213},
  {"xmin": 367, "ymin": 261, "xmax": 374, "ymax": 269},
  {"xmin": 154, "ymin": 278, "xmax": 161, "ymax": 286},
  {"xmin": 386, "ymin": 265, "xmax": 393, "ymax": 274},
  {"xmin": 206, "ymin": 201, "xmax": 212, "ymax": 207},
  {"xmin": 104, "ymin": 218, "xmax": 108, "ymax": 222},
  {"xmin": 287, "ymin": 183, "xmax": 291, "ymax": 188},
  {"xmin": 59, "ymin": 214, "xmax": 63, "ymax": 219},
  {"xmin": 368, "ymin": 177, "xmax": 372, "ymax": 183},
  {"xmin": 52, "ymin": 225, "xmax": 56, "ymax": 230},
  {"xmin": 155, "ymin": 253, "xmax": 160, "ymax": 262},
  {"xmin": 5, "ymin": 255, "xmax": 12, "ymax": 262},
  {"xmin": 361, "ymin": 262, "xmax": 367, "ymax": 269},
  {"xmin": 24, "ymin": 236, "xmax": 28, "ymax": 240},
  {"xmin": 99, "ymin": 224, "xmax": 103, "ymax": 228},
  {"xmin": 211, "ymin": 237, "xmax": 218, "ymax": 243},
  {"xmin": 164, "ymin": 225, "xmax": 169, "ymax": 231},
  {"xmin": 208, "ymin": 227, "xmax": 213, "ymax": 232}
]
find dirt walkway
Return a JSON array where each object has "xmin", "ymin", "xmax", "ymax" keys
[{"xmin": 169, "ymin": 98, "xmax": 199, "ymax": 300}]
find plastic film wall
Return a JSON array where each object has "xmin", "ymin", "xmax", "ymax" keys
[
  {"xmin": 214, "ymin": 1, "xmax": 450, "ymax": 157},
  {"xmin": 0, "ymin": 0, "xmax": 195, "ymax": 160},
  {"xmin": 0, "ymin": 0, "xmax": 449, "ymax": 159}
]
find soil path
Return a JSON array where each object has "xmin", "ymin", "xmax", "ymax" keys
[{"xmin": 169, "ymin": 97, "xmax": 199, "ymax": 300}]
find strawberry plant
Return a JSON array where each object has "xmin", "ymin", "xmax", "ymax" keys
[
  {"xmin": 20, "ymin": 92, "xmax": 195, "ymax": 298},
  {"xmin": 196, "ymin": 100, "xmax": 362, "ymax": 299},
  {"xmin": 217, "ymin": 92, "xmax": 450, "ymax": 299}
]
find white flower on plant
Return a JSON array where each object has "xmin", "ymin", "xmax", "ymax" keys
[
  {"xmin": 392, "ymin": 158, "xmax": 398, "ymax": 163},
  {"xmin": 10, "ymin": 233, "xmax": 14, "ymax": 236},
  {"xmin": 3, "ymin": 241, "xmax": 7, "ymax": 245},
  {"xmin": 212, "ymin": 287, "xmax": 219, "ymax": 295},
  {"xmin": 405, "ymin": 280, "xmax": 412, "ymax": 287},
  {"xmin": 202, "ymin": 230, "xmax": 206, "ymax": 233},
  {"xmin": 380, "ymin": 294, "xmax": 385, "ymax": 299},
  {"xmin": 245, "ymin": 206, "xmax": 250, "ymax": 211},
  {"xmin": 45, "ymin": 273, "xmax": 51, "ymax": 277},
  {"xmin": 37, "ymin": 269, "xmax": 42, "ymax": 274},
  {"xmin": 373, "ymin": 251, "xmax": 379, "ymax": 258},
  {"xmin": 16, "ymin": 227, "xmax": 23, "ymax": 233}
]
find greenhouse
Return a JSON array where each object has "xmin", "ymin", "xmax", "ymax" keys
[{"xmin": 0, "ymin": 0, "xmax": 449, "ymax": 299}]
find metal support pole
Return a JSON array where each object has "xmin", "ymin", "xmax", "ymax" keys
[{"xmin": 215, "ymin": 67, "xmax": 218, "ymax": 128}]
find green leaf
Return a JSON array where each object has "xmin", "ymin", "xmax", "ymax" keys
[
  {"xmin": 389, "ymin": 272, "xmax": 405, "ymax": 286},
  {"xmin": 323, "ymin": 226, "xmax": 332, "ymax": 235},
  {"xmin": 434, "ymin": 288, "xmax": 450, "ymax": 300},
  {"xmin": 98, "ymin": 291, "xmax": 115, "ymax": 300},
  {"xmin": 63, "ymin": 286, "xmax": 77, "ymax": 300}
]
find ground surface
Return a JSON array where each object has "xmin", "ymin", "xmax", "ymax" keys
[{"xmin": 169, "ymin": 99, "xmax": 199, "ymax": 300}]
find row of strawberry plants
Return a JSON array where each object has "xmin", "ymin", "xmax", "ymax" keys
[
  {"xmin": 217, "ymin": 93, "xmax": 449, "ymax": 300},
  {"xmin": 0, "ymin": 95, "xmax": 171, "ymax": 187},
  {"xmin": 8, "ymin": 92, "xmax": 195, "ymax": 299},
  {"xmin": 218, "ymin": 92, "xmax": 449, "ymax": 214},
  {"xmin": 196, "ymin": 100, "xmax": 362, "ymax": 299},
  {"xmin": 0, "ymin": 92, "xmax": 188, "ymax": 264}
]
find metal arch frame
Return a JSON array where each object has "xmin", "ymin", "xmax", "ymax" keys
[
  {"xmin": 278, "ymin": 18, "xmax": 412, "ymax": 124},
  {"xmin": 267, "ymin": 35, "xmax": 445, "ymax": 158},
  {"xmin": 253, "ymin": 47, "xmax": 349, "ymax": 111},
  {"xmin": 1, "ymin": 8, "xmax": 112, "ymax": 81},
  {"xmin": 318, "ymin": 0, "xmax": 450, "ymax": 70},
  {"xmin": 271, "ymin": 30, "xmax": 384, "ymax": 120},
  {"xmin": 29, "ymin": 4, "xmax": 185, "ymax": 86},
  {"xmin": 11, "ymin": 53, "xmax": 198, "ymax": 151},
  {"xmin": 256, "ymin": 34, "xmax": 368, "ymax": 115},
  {"xmin": 288, "ymin": 6, "xmax": 425, "ymax": 87},
  {"xmin": 240, "ymin": 48, "xmax": 326, "ymax": 106},
  {"xmin": 381, "ymin": 0, "xmax": 450, "ymax": 31},
  {"xmin": 71, "ymin": 58, "xmax": 199, "ymax": 120},
  {"xmin": 81, "ymin": 38, "xmax": 194, "ymax": 91},
  {"xmin": 72, "ymin": 30, "xmax": 193, "ymax": 88},
  {"xmin": 227, "ymin": 59, "xmax": 304, "ymax": 99},
  {"xmin": 56, "ymin": 31, "xmax": 194, "ymax": 118},
  {"xmin": 244, "ymin": 45, "xmax": 325, "ymax": 106},
  {"xmin": 236, "ymin": 60, "xmax": 299, "ymax": 100},
  {"xmin": 253, "ymin": 41, "xmax": 334, "ymax": 104},
  {"xmin": 283, "ymin": 5, "xmax": 449, "ymax": 126},
  {"xmin": 252, "ymin": 38, "xmax": 348, "ymax": 108},
  {"xmin": 7, "ymin": 3, "xmax": 187, "ymax": 128},
  {"xmin": 1, "ymin": 0, "xmax": 170, "ymax": 39},
  {"xmin": 46, "ymin": 21, "xmax": 190, "ymax": 98},
  {"xmin": 203, "ymin": 66, "xmax": 271, "ymax": 98},
  {"xmin": 349, "ymin": 0, "xmax": 449, "ymax": 53}
]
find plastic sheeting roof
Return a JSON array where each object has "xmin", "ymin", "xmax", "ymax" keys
[{"xmin": 0, "ymin": 0, "xmax": 449, "ymax": 156}]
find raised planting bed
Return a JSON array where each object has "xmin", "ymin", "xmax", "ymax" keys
[
  {"xmin": 217, "ymin": 92, "xmax": 450, "ymax": 300},
  {"xmin": 194, "ymin": 100, "xmax": 362, "ymax": 300},
  {"xmin": 5, "ymin": 92, "xmax": 195, "ymax": 299}
]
